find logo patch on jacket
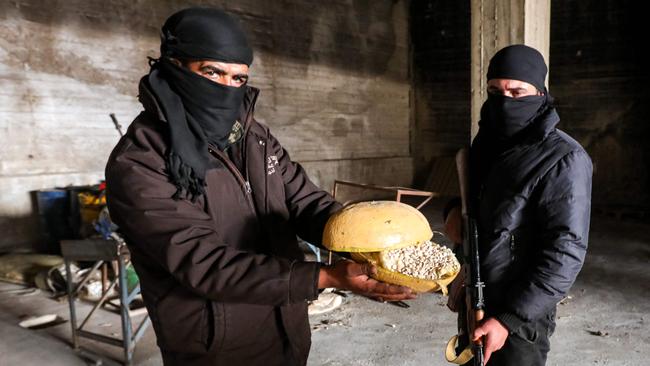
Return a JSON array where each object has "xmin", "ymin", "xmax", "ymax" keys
[{"xmin": 267, "ymin": 155, "xmax": 279, "ymax": 175}]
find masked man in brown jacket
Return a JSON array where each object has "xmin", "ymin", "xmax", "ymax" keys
[{"xmin": 105, "ymin": 7, "xmax": 414, "ymax": 366}]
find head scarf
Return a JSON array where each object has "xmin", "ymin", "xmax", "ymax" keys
[{"xmin": 147, "ymin": 7, "xmax": 253, "ymax": 200}]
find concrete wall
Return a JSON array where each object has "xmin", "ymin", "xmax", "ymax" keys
[
  {"xmin": 411, "ymin": 0, "xmax": 650, "ymax": 216},
  {"xmin": 0, "ymin": 0, "xmax": 412, "ymax": 251}
]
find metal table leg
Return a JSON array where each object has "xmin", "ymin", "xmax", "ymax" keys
[{"xmin": 65, "ymin": 259, "xmax": 79, "ymax": 349}]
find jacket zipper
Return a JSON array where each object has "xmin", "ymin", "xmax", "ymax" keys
[
  {"xmin": 510, "ymin": 233, "xmax": 516, "ymax": 261},
  {"xmin": 240, "ymin": 88, "xmax": 259, "ymax": 190},
  {"xmin": 241, "ymin": 125, "xmax": 251, "ymax": 190},
  {"xmin": 207, "ymin": 88, "xmax": 259, "ymax": 210},
  {"xmin": 207, "ymin": 147, "xmax": 255, "ymax": 209}
]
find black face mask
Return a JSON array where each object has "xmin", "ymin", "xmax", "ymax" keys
[
  {"xmin": 160, "ymin": 59, "xmax": 246, "ymax": 149},
  {"xmin": 147, "ymin": 58, "xmax": 247, "ymax": 200},
  {"xmin": 482, "ymin": 93, "xmax": 546, "ymax": 139}
]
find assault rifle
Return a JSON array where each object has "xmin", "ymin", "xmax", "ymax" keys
[{"xmin": 446, "ymin": 148, "xmax": 486, "ymax": 365}]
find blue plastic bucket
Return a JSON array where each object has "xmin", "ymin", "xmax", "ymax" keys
[{"xmin": 36, "ymin": 189, "xmax": 73, "ymax": 253}]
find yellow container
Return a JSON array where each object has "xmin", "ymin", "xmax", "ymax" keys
[
  {"xmin": 323, "ymin": 201, "xmax": 459, "ymax": 294},
  {"xmin": 78, "ymin": 191, "xmax": 106, "ymax": 225}
]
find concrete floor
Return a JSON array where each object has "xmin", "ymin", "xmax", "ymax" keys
[
  {"xmin": 0, "ymin": 210, "xmax": 648, "ymax": 365},
  {"xmin": 308, "ymin": 216, "xmax": 650, "ymax": 366}
]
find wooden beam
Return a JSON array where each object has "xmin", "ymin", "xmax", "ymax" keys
[{"xmin": 470, "ymin": 0, "xmax": 551, "ymax": 140}]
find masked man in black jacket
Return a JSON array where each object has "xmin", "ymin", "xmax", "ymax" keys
[
  {"xmin": 106, "ymin": 8, "xmax": 414, "ymax": 366},
  {"xmin": 444, "ymin": 44, "xmax": 592, "ymax": 365}
]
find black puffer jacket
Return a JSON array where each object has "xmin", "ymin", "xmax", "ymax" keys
[{"xmin": 470, "ymin": 107, "xmax": 592, "ymax": 331}]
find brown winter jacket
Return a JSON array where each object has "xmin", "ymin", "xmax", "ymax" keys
[{"xmin": 105, "ymin": 78, "xmax": 341, "ymax": 366}]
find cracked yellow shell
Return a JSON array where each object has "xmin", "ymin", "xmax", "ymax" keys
[
  {"xmin": 349, "ymin": 250, "xmax": 458, "ymax": 294},
  {"xmin": 322, "ymin": 201, "xmax": 459, "ymax": 293},
  {"xmin": 322, "ymin": 201, "xmax": 433, "ymax": 252}
]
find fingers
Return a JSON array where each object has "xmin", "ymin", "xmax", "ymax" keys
[
  {"xmin": 472, "ymin": 324, "xmax": 487, "ymax": 342},
  {"xmin": 473, "ymin": 319, "xmax": 509, "ymax": 365},
  {"xmin": 340, "ymin": 260, "xmax": 376, "ymax": 277},
  {"xmin": 472, "ymin": 325, "xmax": 491, "ymax": 364},
  {"xmin": 483, "ymin": 334, "xmax": 498, "ymax": 365},
  {"xmin": 375, "ymin": 293, "xmax": 417, "ymax": 302},
  {"xmin": 484, "ymin": 347, "xmax": 493, "ymax": 365},
  {"xmin": 360, "ymin": 263, "xmax": 377, "ymax": 277},
  {"xmin": 336, "ymin": 261, "xmax": 416, "ymax": 301},
  {"xmin": 363, "ymin": 279, "xmax": 416, "ymax": 301}
]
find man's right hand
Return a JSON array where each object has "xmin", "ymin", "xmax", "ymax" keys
[
  {"xmin": 318, "ymin": 260, "xmax": 416, "ymax": 302},
  {"xmin": 473, "ymin": 317, "xmax": 509, "ymax": 364}
]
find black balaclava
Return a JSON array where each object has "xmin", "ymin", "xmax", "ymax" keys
[
  {"xmin": 472, "ymin": 45, "xmax": 553, "ymax": 200},
  {"xmin": 146, "ymin": 7, "xmax": 253, "ymax": 200},
  {"xmin": 481, "ymin": 44, "xmax": 549, "ymax": 140}
]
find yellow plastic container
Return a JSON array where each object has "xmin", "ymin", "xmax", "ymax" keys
[{"xmin": 323, "ymin": 201, "xmax": 460, "ymax": 294}]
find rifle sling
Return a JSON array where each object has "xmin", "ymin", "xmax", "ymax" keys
[{"xmin": 445, "ymin": 335, "xmax": 475, "ymax": 364}]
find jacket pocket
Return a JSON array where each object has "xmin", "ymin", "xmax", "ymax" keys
[
  {"xmin": 512, "ymin": 322, "xmax": 539, "ymax": 344},
  {"xmin": 220, "ymin": 303, "xmax": 278, "ymax": 352},
  {"xmin": 545, "ymin": 309, "xmax": 557, "ymax": 338},
  {"xmin": 154, "ymin": 287, "xmax": 220, "ymax": 354}
]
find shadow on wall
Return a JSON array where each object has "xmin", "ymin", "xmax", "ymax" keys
[
  {"xmin": 0, "ymin": 216, "xmax": 43, "ymax": 253},
  {"xmin": 0, "ymin": 186, "xmax": 103, "ymax": 254},
  {"xmin": 0, "ymin": 0, "xmax": 405, "ymax": 82},
  {"xmin": 549, "ymin": 0, "xmax": 650, "ymax": 212},
  {"xmin": 0, "ymin": 191, "xmax": 69, "ymax": 254},
  {"xmin": 580, "ymin": 100, "xmax": 650, "ymax": 212}
]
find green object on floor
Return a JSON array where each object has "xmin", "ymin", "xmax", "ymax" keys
[{"xmin": 126, "ymin": 263, "xmax": 139, "ymax": 293}]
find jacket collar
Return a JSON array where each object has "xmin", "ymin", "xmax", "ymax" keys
[{"xmin": 520, "ymin": 107, "xmax": 560, "ymax": 144}]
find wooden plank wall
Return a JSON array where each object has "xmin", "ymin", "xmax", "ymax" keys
[{"xmin": 0, "ymin": 0, "xmax": 412, "ymax": 250}]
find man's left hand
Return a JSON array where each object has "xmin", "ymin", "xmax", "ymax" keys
[
  {"xmin": 318, "ymin": 260, "xmax": 416, "ymax": 302},
  {"xmin": 472, "ymin": 317, "xmax": 509, "ymax": 364}
]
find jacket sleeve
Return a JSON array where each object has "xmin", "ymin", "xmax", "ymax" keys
[
  {"xmin": 499, "ymin": 149, "xmax": 592, "ymax": 328},
  {"xmin": 270, "ymin": 132, "xmax": 342, "ymax": 246},
  {"xmin": 105, "ymin": 135, "xmax": 320, "ymax": 306}
]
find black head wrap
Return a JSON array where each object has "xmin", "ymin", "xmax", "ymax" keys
[
  {"xmin": 487, "ymin": 44, "xmax": 546, "ymax": 92},
  {"xmin": 160, "ymin": 8, "xmax": 253, "ymax": 66},
  {"xmin": 146, "ymin": 7, "xmax": 253, "ymax": 200}
]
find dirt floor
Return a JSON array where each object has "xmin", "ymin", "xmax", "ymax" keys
[{"xmin": 0, "ymin": 208, "xmax": 648, "ymax": 365}]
